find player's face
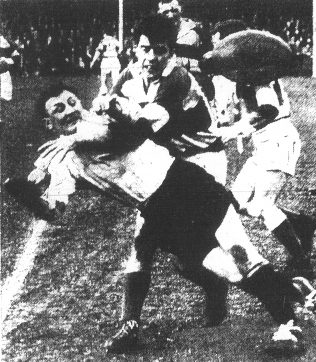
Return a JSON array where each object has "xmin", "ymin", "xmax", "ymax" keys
[
  {"xmin": 137, "ymin": 35, "xmax": 172, "ymax": 80},
  {"xmin": 45, "ymin": 90, "xmax": 83, "ymax": 135},
  {"xmin": 158, "ymin": 1, "xmax": 181, "ymax": 21}
]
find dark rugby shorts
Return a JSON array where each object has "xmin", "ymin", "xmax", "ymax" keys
[{"xmin": 137, "ymin": 159, "xmax": 234, "ymax": 267}]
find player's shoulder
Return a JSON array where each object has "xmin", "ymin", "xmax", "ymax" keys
[
  {"xmin": 165, "ymin": 64, "xmax": 191, "ymax": 87},
  {"xmin": 170, "ymin": 63, "xmax": 190, "ymax": 76},
  {"xmin": 178, "ymin": 18, "xmax": 200, "ymax": 45},
  {"xmin": 158, "ymin": 65, "xmax": 192, "ymax": 101},
  {"xmin": 181, "ymin": 18, "xmax": 198, "ymax": 31}
]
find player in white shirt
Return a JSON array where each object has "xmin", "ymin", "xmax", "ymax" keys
[
  {"xmin": 211, "ymin": 21, "xmax": 315, "ymax": 276},
  {"xmin": 90, "ymin": 33, "xmax": 121, "ymax": 95}
]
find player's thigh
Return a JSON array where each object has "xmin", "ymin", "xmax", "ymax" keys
[
  {"xmin": 110, "ymin": 59, "xmax": 121, "ymax": 84},
  {"xmin": 173, "ymin": 222, "xmax": 221, "ymax": 270},
  {"xmin": 231, "ymin": 157, "xmax": 257, "ymax": 206},
  {"xmin": 215, "ymin": 204, "xmax": 265, "ymax": 263},
  {"xmin": 100, "ymin": 60, "xmax": 110, "ymax": 76},
  {"xmin": 202, "ymin": 246, "xmax": 243, "ymax": 283},
  {"xmin": 253, "ymin": 130, "xmax": 301, "ymax": 177},
  {"xmin": 253, "ymin": 169, "xmax": 289, "ymax": 204},
  {"xmin": 203, "ymin": 205, "xmax": 267, "ymax": 282},
  {"xmin": 181, "ymin": 204, "xmax": 266, "ymax": 283},
  {"xmin": 184, "ymin": 150, "xmax": 228, "ymax": 185}
]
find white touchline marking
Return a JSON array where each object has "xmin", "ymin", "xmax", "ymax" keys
[{"xmin": 1, "ymin": 219, "xmax": 49, "ymax": 328}]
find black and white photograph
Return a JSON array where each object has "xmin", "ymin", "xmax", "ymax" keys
[{"xmin": 2, "ymin": 0, "xmax": 316, "ymax": 360}]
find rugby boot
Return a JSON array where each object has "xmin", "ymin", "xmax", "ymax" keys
[
  {"xmin": 292, "ymin": 277, "xmax": 316, "ymax": 312},
  {"xmin": 105, "ymin": 320, "xmax": 139, "ymax": 354},
  {"xmin": 265, "ymin": 320, "xmax": 306, "ymax": 358},
  {"xmin": 4, "ymin": 177, "xmax": 63, "ymax": 221}
]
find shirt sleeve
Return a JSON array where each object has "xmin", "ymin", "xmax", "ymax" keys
[
  {"xmin": 109, "ymin": 66, "xmax": 134, "ymax": 96},
  {"xmin": 179, "ymin": 29, "xmax": 200, "ymax": 47},
  {"xmin": 154, "ymin": 67, "xmax": 191, "ymax": 114}
]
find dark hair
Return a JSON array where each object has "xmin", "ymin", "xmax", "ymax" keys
[
  {"xmin": 134, "ymin": 14, "xmax": 178, "ymax": 50},
  {"xmin": 212, "ymin": 19, "xmax": 247, "ymax": 40},
  {"xmin": 159, "ymin": 0, "xmax": 182, "ymax": 5},
  {"xmin": 36, "ymin": 82, "xmax": 78, "ymax": 121}
]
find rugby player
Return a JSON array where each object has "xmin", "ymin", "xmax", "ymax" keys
[
  {"xmin": 90, "ymin": 33, "xmax": 121, "ymax": 95},
  {"xmin": 208, "ymin": 20, "xmax": 316, "ymax": 277},
  {"xmin": 92, "ymin": 13, "xmax": 229, "ymax": 326},
  {"xmin": 157, "ymin": 0, "xmax": 201, "ymax": 73}
]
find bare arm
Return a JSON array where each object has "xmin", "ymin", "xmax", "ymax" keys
[
  {"xmin": 216, "ymin": 112, "xmax": 258, "ymax": 143},
  {"xmin": 90, "ymin": 47, "xmax": 102, "ymax": 68},
  {"xmin": 35, "ymin": 117, "xmax": 113, "ymax": 170}
]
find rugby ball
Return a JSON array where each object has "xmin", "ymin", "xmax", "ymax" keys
[{"xmin": 200, "ymin": 30, "xmax": 296, "ymax": 84}]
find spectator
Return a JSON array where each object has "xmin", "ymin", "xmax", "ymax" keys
[{"xmin": 0, "ymin": 33, "xmax": 18, "ymax": 128}]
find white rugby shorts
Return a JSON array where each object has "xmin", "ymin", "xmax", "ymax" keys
[{"xmin": 251, "ymin": 118, "xmax": 301, "ymax": 176}]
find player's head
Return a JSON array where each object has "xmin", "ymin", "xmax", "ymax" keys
[
  {"xmin": 212, "ymin": 19, "xmax": 247, "ymax": 46},
  {"xmin": 158, "ymin": 0, "xmax": 182, "ymax": 22},
  {"xmin": 134, "ymin": 14, "xmax": 177, "ymax": 80},
  {"xmin": 37, "ymin": 83, "xmax": 84, "ymax": 135}
]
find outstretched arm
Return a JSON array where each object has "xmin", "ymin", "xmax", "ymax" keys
[
  {"xmin": 35, "ymin": 117, "xmax": 113, "ymax": 171},
  {"xmin": 216, "ymin": 110, "xmax": 264, "ymax": 143},
  {"xmin": 90, "ymin": 46, "xmax": 102, "ymax": 68}
]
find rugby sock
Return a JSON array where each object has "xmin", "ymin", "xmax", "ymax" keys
[
  {"xmin": 280, "ymin": 208, "xmax": 315, "ymax": 255},
  {"xmin": 178, "ymin": 267, "xmax": 228, "ymax": 325},
  {"xmin": 272, "ymin": 219, "xmax": 305, "ymax": 259},
  {"xmin": 240, "ymin": 264, "xmax": 303, "ymax": 324},
  {"xmin": 121, "ymin": 272, "xmax": 151, "ymax": 322}
]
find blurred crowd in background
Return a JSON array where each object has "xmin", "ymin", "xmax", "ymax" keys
[{"xmin": 0, "ymin": 0, "xmax": 313, "ymax": 77}]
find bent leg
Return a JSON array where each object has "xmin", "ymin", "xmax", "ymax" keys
[
  {"xmin": 202, "ymin": 204, "xmax": 304, "ymax": 324},
  {"xmin": 214, "ymin": 205, "xmax": 268, "ymax": 276}
]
